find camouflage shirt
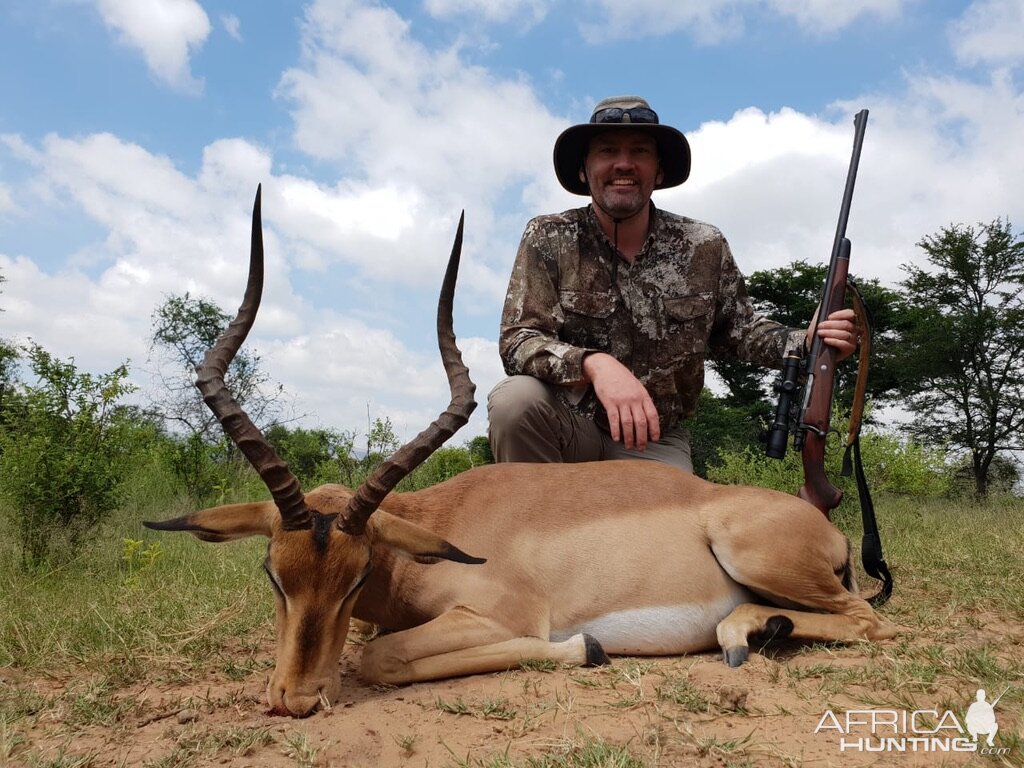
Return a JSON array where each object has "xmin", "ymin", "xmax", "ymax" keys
[{"xmin": 499, "ymin": 204, "xmax": 806, "ymax": 431}]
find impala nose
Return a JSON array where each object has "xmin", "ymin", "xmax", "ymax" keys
[
  {"xmin": 268, "ymin": 674, "xmax": 342, "ymax": 717},
  {"xmin": 267, "ymin": 683, "xmax": 320, "ymax": 717}
]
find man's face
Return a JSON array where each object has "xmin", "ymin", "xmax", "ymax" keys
[{"xmin": 583, "ymin": 130, "xmax": 663, "ymax": 220}]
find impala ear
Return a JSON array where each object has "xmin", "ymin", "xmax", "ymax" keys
[
  {"xmin": 365, "ymin": 511, "xmax": 486, "ymax": 565},
  {"xmin": 144, "ymin": 502, "xmax": 278, "ymax": 542}
]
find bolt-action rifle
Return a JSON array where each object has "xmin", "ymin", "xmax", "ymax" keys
[{"xmin": 765, "ymin": 109, "xmax": 893, "ymax": 603}]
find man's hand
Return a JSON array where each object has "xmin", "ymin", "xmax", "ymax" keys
[
  {"xmin": 582, "ymin": 352, "xmax": 661, "ymax": 450},
  {"xmin": 806, "ymin": 308, "xmax": 860, "ymax": 361}
]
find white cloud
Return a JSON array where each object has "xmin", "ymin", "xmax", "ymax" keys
[
  {"xmin": 580, "ymin": 0, "xmax": 749, "ymax": 44},
  {"xmin": 1, "ymin": 128, "xmax": 502, "ymax": 443},
  {"xmin": 579, "ymin": 0, "xmax": 914, "ymax": 43},
  {"xmin": 770, "ymin": 0, "xmax": 911, "ymax": 34},
  {"xmin": 949, "ymin": 0, "xmax": 1024, "ymax": 68},
  {"xmin": 275, "ymin": 0, "xmax": 570, "ymax": 295},
  {"xmin": 93, "ymin": 0, "xmax": 211, "ymax": 93},
  {"xmin": 0, "ymin": 182, "xmax": 18, "ymax": 215},
  {"xmin": 656, "ymin": 68, "xmax": 1024, "ymax": 286},
  {"xmin": 221, "ymin": 13, "xmax": 243, "ymax": 42},
  {"xmin": 424, "ymin": 0, "xmax": 549, "ymax": 25},
  {"xmin": 1, "ymin": 134, "xmax": 281, "ymax": 365},
  {"xmin": 280, "ymin": 1, "xmax": 562, "ymax": 198}
]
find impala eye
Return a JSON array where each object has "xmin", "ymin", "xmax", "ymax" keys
[
  {"xmin": 343, "ymin": 563, "xmax": 373, "ymax": 602},
  {"xmin": 262, "ymin": 558, "xmax": 284, "ymax": 597}
]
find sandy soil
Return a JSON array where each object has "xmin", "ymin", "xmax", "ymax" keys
[{"xmin": 6, "ymin": 617, "xmax": 1022, "ymax": 768}]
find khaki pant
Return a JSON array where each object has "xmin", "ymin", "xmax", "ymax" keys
[{"xmin": 487, "ymin": 375, "xmax": 693, "ymax": 472}]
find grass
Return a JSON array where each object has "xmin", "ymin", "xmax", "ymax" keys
[
  {"xmin": 435, "ymin": 696, "xmax": 520, "ymax": 721},
  {"xmin": 144, "ymin": 725, "xmax": 275, "ymax": 767},
  {"xmin": 1, "ymin": 490, "xmax": 1022, "ymax": 766},
  {"xmin": 443, "ymin": 734, "xmax": 648, "ymax": 768},
  {"xmin": 281, "ymin": 731, "xmax": 320, "ymax": 767},
  {"xmin": 654, "ymin": 675, "xmax": 711, "ymax": 713},
  {"xmin": 0, "ymin": 505, "xmax": 272, "ymax": 680}
]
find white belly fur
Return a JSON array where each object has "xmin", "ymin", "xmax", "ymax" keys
[{"xmin": 549, "ymin": 586, "xmax": 754, "ymax": 655}]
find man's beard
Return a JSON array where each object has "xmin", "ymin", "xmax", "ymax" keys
[{"xmin": 593, "ymin": 181, "xmax": 647, "ymax": 220}]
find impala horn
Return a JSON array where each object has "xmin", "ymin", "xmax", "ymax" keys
[
  {"xmin": 195, "ymin": 185, "xmax": 312, "ymax": 530},
  {"xmin": 338, "ymin": 212, "xmax": 477, "ymax": 535}
]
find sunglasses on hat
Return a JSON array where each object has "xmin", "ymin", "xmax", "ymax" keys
[{"xmin": 591, "ymin": 106, "xmax": 660, "ymax": 125}]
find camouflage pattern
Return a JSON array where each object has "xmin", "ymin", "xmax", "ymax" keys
[{"xmin": 499, "ymin": 204, "xmax": 806, "ymax": 431}]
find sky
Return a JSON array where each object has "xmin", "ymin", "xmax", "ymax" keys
[{"xmin": 1, "ymin": 0, "xmax": 1023, "ymax": 445}]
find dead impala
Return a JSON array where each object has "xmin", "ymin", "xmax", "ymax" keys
[{"xmin": 145, "ymin": 187, "xmax": 898, "ymax": 717}]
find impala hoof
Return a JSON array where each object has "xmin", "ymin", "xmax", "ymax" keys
[
  {"xmin": 723, "ymin": 646, "xmax": 749, "ymax": 667},
  {"xmin": 582, "ymin": 634, "xmax": 611, "ymax": 666},
  {"xmin": 752, "ymin": 615, "xmax": 795, "ymax": 647}
]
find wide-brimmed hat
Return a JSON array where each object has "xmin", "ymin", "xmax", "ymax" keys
[{"xmin": 553, "ymin": 95, "xmax": 691, "ymax": 196}]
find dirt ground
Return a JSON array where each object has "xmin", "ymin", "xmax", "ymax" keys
[{"xmin": 6, "ymin": 616, "xmax": 1022, "ymax": 768}]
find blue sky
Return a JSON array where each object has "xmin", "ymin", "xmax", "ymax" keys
[{"xmin": 1, "ymin": 0, "xmax": 1023, "ymax": 442}]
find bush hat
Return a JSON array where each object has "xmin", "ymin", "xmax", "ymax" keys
[{"xmin": 553, "ymin": 95, "xmax": 691, "ymax": 196}]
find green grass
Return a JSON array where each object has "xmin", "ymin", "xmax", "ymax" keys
[
  {"xmin": 444, "ymin": 735, "xmax": 647, "ymax": 768},
  {"xmin": 1, "ymin": 486, "xmax": 1022, "ymax": 767},
  {"xmin": 142, "ymin": 725, "xmax": 275, "ymax": 767},
  {"xmin": 832, "ymin": 493, "xmax": 1024, "ymax": 616},
  {"xmin": 0, "ymin": 501, "xmax": 272, "ymax": 681}
]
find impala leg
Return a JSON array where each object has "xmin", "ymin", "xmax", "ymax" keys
[
  {"xmin": 360, "ymin": 606, "xmax": 609, "ymax": 685},
  {"xmin": 716, "ymin": 602, "xmax": 898, "ymax": 666},
  {"xmin": 710, "ymin": 511, "xmax": 898, "ymax": 666}
]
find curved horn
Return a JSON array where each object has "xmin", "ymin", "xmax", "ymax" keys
[
  {"xmin": 339, "ymin": 212, "xmax": 477, "ymax": 535},
  {"xmin": 195, "ymin": 185, "xmax": 312, "ymax": 530}
]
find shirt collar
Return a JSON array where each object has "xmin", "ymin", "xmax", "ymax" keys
[{"xmin": 584, "ymin": 202, "xmax": 660, "ymax": 260}]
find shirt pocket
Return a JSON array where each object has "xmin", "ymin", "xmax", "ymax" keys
[
  {"xmin": 654, "ymin": 293, "xmax": 714, "ymax": 367},
  {"xmin": 559, "ymin": 290, "xmax": 617, "ymax": 350},
  {"xmin": 559, "ymin": 290, "xmax": 616, "ymax": 318}
]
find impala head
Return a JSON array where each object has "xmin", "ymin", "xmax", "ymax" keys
[{"xmin": 145, "ymin": 186, "xmax": 479, "ymax": 717}]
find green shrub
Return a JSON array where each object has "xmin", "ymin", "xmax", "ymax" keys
[
  {"xmin": 945, "ymin": 454, "xmax": 1021, "ymax": 499},
  {"xmin": 161, "ymin": 432, "xmax": 225, "ymax": 502},
  {"xmin": 0, "ymin": 345, "xmax": 139, "ymax": 566},
  {"xmin": 400, "ymin": 446, "xmax": 476, "ymax": 490},
  {"xmin": 707, "ymin": 426, "xmax": 951, "ymax": 504}
]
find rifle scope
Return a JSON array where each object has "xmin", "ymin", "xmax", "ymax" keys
[{"xmin": 765, "ymin": 350, "xmax": 804, "ymax": 459}]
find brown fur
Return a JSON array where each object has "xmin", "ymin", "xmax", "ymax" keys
[{"xmin": 148, "ymin": 460, "xmax": 898, "ymax": 716}]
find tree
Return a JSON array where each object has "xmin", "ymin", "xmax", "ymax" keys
[
  {"xmin": 696, "ymin": 261, "xmax": 907, "ymax": 471},
  {"xmin": 713, "ymin": 260, "xmax": 907, "ymax": 411},
  {"xmin": 466, "ymin": 435, "xmax": 494, "ymax": 466},
  {"xmin": 362, "ymin": 414, "xmax": 400, "ymax": 473},
  {"xmin": 897, "ymin": 218, "xmax": 1024, "ymax": 497},
  {"xmin": 0, "ymin": 269, "xmax": 18, "ymax": 423},
  {"xmin": 0, "ymin": 345, "xmax": 139, "ymax": 565},
  {"xmin": 266, "ymin": 424, "xmax": 354, "ymax": 487},
  {"xmin": 148, "ymin": 293, "xmax": 283, "ymax": 440},
  {"xmin": 0, "ymin": 338, "xmax": 17, "ymax": 425},
  {"xmin": 400, "ymin": 446, "xmax": 475, "ymax": 490}
]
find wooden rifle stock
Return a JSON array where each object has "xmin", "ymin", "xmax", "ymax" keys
[
  {"xmin": 796, "ymin": 110, "xmax": 868, "ymax": 517},
  {"xmin": 798, "ymin": 239, "xmax": 850, "ymax": 514}
]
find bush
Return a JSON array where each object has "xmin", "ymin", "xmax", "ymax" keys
[
  {"xmin": 401, "ymin": 447, "xmax": 476, "ymax": 491},
  {"xmin": 686, "ymin": 389, "xmax": 767, "ymax": 477},
  {"xmin": 0, "ymin": 345, "xmax": 139, "ymax": 566},
  {"xmin": 946, "ymin": 454, "xmax": 1022, "ymax": 499},
  {"xmin": 707, "ymin": 426, "xmax": 951, "ymax": 506},
  {"xmin": 266, "ymin": 424, "xmax": 355, "ymax": 488}
]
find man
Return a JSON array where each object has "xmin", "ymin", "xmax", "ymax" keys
[{"xmin": 488, "ymin": 95, "xmax": 859, "ymax": 471}]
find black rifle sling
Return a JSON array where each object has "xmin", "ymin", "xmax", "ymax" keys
[{"xmin": 841, "ymin": 278, "xmax": 893, "ymax": 605}]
